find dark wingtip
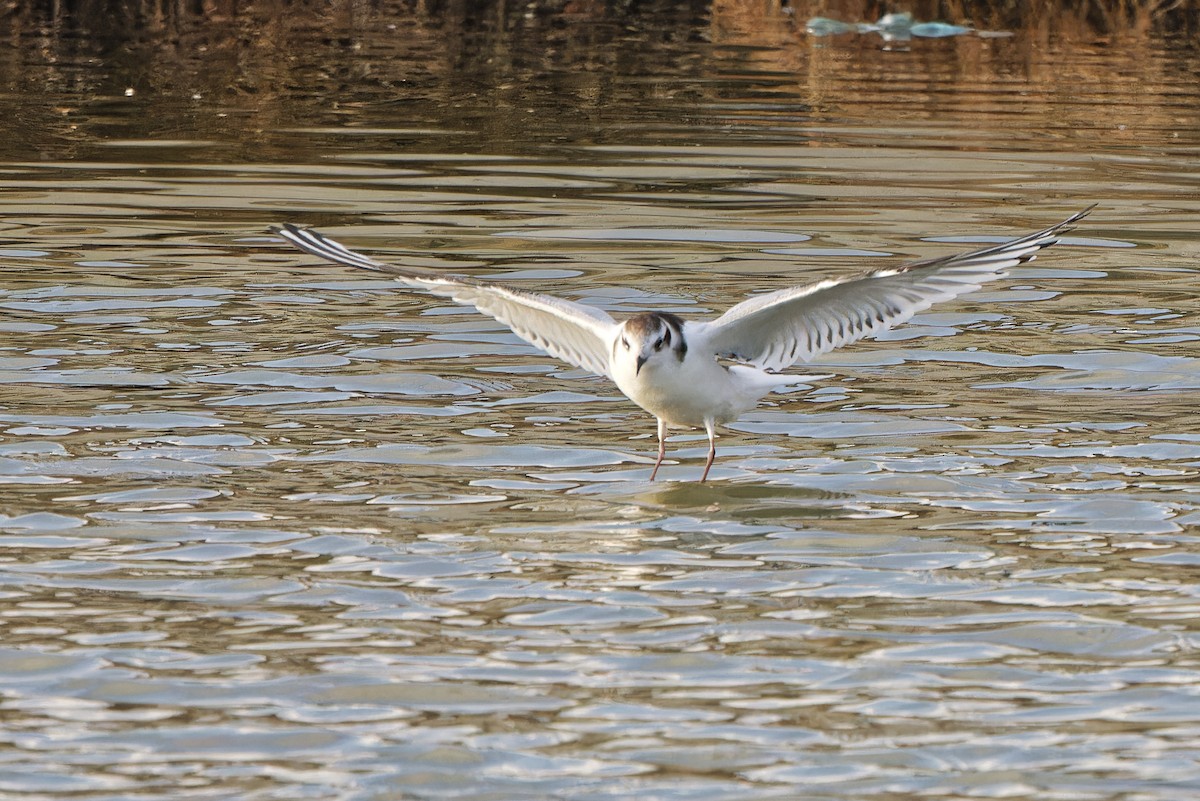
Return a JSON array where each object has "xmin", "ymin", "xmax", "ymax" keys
[
  {"xmin": 268, "ymin": 224, "xmax": 315, "ymax": 256},
  {"xmin": 1061, "ymin": 204, "xmax": 1097, "ymax": 227},
  {"xmin": 1044, "ymin": 205, "xmax": 1097, "ymax": 242}
]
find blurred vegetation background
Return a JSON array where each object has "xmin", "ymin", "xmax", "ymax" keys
[
  {"xmin": 2, "ymin": 0, "xmax": 1194, "ymax": 164},
  {"xmin": 2, "ymin": 0, "xmax": 1197, "ymax": 37}
]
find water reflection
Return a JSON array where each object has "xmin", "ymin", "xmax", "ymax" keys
[{"xmin": 0, "ymin": 2, "xmax": 1198, "ymax": 800}]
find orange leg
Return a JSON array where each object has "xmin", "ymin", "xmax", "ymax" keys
[
  {"xmin": 699, "ymin": 421, "xmax": 717, "ymax": 482},
  {"xmin": 649, "ymin": 418, "xmax": 667, "ymax": 481}
]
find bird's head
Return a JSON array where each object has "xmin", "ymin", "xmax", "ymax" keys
[{"xmin": 616, "ymin": 312, "xmax": 687, "ymax": 375}]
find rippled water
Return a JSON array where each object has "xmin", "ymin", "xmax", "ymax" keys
[{"xmin": 1, "ymin": 4, "xmax": 1199, "ymax": 799}]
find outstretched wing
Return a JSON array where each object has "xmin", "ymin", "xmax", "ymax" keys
[
  {"xmin": 693, "ymin": 207, "xmax": 1093, "ymax": 371},
  {"xmin": 271, "ymin": 224, "xmax": 619, "ymax": 378}
]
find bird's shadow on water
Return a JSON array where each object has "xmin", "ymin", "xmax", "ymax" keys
[{"xmin": 604, "ymin": 479, "xmax": 857, "ymax": 521}]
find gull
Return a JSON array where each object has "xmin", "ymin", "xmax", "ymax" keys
[{"xmin": 272, "ymin": 207, "xmax": 1092, "ymax": 481}]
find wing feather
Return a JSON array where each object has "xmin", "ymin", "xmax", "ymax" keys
[
  {"xmin": 271, "ymin": 224, "xmax": 618, "ymax": 378},
  {"xmin": 695, "ymin": 207, "xmax": 1093, "ymax": 371}
]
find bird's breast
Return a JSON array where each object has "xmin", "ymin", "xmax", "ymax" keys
[{"xmin": 611, "ymin": 354, "xmax": 766, "ymax": 428}]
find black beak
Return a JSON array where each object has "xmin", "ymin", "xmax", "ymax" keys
[{"xmin": 636, "ymin": 354, "xmax": 647, "ymax": 374}]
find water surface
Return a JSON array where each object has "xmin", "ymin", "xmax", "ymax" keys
[{"xmin": 0, "ymin": 4, "xmax": 1198, "ymax": 799}]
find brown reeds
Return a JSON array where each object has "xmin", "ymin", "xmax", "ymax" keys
[{"xmin": 2, "ymin": 0, "xmax": 1198, "ymax": 36}]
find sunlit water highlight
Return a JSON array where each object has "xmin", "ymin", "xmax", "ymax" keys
[{"xmin": 0, "ymin": 5, "xmax": 1198, "ymax": 800}]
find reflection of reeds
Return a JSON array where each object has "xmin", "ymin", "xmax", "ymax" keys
[
  {"xmin": 1, "ymin": 0, "xmax": 1195, "ymax": 163},
  {"xmin": 2, "ymin": 0, "xmax": 1197, "ymax": 33},
  {"xmin": 947, "ymin": 0, "xmax": 1192, "ymax": 33},
  {"xmin": 725, "ymin": 0, "xmax": 1195, "ymax": 34},
  {"xmin": 710, "ymin": 0, "xmax": 1199, "ymax": 154}
]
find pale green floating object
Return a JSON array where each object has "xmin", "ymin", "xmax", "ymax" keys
[
  {"xmin": 912, "ymin": 22, "xmax": 974, "ymax": 37},
  {"xmin": 874, "ymin": 12, "xmax": 914, "ymax": 30},
  {"xmin": 806, "ymin": 16, "xmax": 856, "ymax": 36},
  {"xmin": 809, "ymin": 12, "xmax": 981, "ymax": 40}
]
